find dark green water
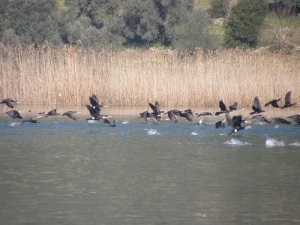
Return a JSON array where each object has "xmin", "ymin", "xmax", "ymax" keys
[{"xmin": 0, "ymin": 106, "xmax": 300, "ymax": 225}]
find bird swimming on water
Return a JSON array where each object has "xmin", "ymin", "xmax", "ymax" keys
[{"xmin": 4, "ymin": 110, "xmax": 22, "ymax": 119}]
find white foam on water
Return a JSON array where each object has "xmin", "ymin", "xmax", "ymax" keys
[
  {"xmin": 289, "ymin": 141, "xmax": 300, "ymax": 146},
  {"xmin": 191, "ymin": 132, "xmax": 199, "ymax": 135},
  {"xmin": 225, "ymin": 138, "xmax": 251, "ymax": 146},
  {"xmin": 265, "ymin": 138, "xmax": 285, "ymax": 147},
  {"xmin": 10, "ymin": 122, "xmax": 21, "ymax": 127},
  {"xmin": 144, "ymin": 129, "xmax": 161, "ymax": 135},
  {"xmin": 122, "ymin": 119, "xmax": 129, "ymax": 124}
]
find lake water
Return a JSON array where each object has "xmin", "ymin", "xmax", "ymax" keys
[{"xmin": 0, "ymin": 105, "xmax": 300, "ymax": 225}]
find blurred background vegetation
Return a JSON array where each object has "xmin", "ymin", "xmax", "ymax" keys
[{"xmin": 0, "ymin": 0, "xmax": 299, "ymax": 52}]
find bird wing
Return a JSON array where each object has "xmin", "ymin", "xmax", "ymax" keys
[
  {"xmin": 284, "ymin": 91, "xmax": 292, "ymax": 105},
  {"xmin": 253, "ymin": 96, "xmax": 262, "ymax": 111},
  {"xmin": 149, "ymin": 102, "xmax": 159, "ymax": 114},
  {"xmin": 155, "ymin": 101, "xmax": 161, "ymax": 112},
  {"xmin": 229, "ymin": 102, "xmax": 238, "ymax": 111},
  {"xmin": 86, "ymin": 105, "xmax": 100, "ymax": 117},
  {"xmin": 168, "ymin": 111, "xmax": 177, "ymax": 123},
  {"xmin": 63, "ymin": 111, "xmax": 77, "ymax": 120},
  {"xmin": 225, "ymin": 113, "xmax": 234, "ymax": 127},
  {"xmin": 232, "ymin": 115, "xmax": 243, "ymax": 128},
  {"xmin": 89, "ymin": 94, "xmax": 99, "ymax": 107},
  {"xmin": 219, "ymin": 100, "xmax": 227, "ymax": 111}
]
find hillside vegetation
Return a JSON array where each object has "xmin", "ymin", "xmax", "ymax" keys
[{"xmin": 0, "ymin": 0, "xmax": 299, "ymax": 107}]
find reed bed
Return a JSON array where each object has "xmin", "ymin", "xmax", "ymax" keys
[{"xmin": 0, "ymin": 44, "xmax": 299, "ymax": 107}]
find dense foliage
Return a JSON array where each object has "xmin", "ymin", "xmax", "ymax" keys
[
  {"xmin": 224, "ymin": 0, "xmax": 268, "ymax": 48},
  {"xmin": 269, "ymin": 0, "xmax": 300, "ymax": 17},
  {"xmin": 0, "ymin": 0, "xmax": 219, "ymax": 51}
]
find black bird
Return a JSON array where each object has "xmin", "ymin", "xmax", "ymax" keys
[
  {"xmin": 179, "ymin": 111, "xmax": 193, "ymax": 122},
  {"xmin": 139, "ymin": 111, "xmax": 151, "ymax": 123},
  {"xmin": 149, "ymin": 101, "xmax": 164, "ymax": 115},
  {"xmin": 99, "ymin": 117, "xmax": 111, "ymax": 124},
  {"xmin": 4, "ymin": 110, "xmax": 22, "ymax": 119},
  {"xmin": 252, "ymin": 114, "xmax": 271, "ymax": 123},
  {"xmin": 229, "ymin": 102, "xmax": 238, "ymax": 111},
  {"xmin": 183, "ymin": 109, "xmax": 197, "ymax": 117},
  {"xmin": 215, "ymin": 100, "xmax": 230, "ymax": 115},
  {"xmin": 225, "ymin": 113, "xmax": 245, "ymax": 135},
  {"xmin": 250, "ymin": 96, "xmax": 267, "ymax": 115},
  {"xmin": 149, "ymin": 101, "xmax": 164, "ymax": 123},
  {"xmin": 197, "ymin": 111, "xmax": 213, "ymax": 117},
  {"xmin": 60, "ymin": 111, "xmax": 79, "ymax": 120},
  {"xmin": 22, "ymin": 115, "xmax": 43, "ymax": 124},
  {"xmin": 86, "ymin": 104, "xmax": 101, "ymax": 120},
  {"xmin": 215, "ymin": 120, "xmax": 225, "ymax": 128},
  {"xmin": 150, "ymin": 113, "xmax": 160, "ymax": 125},
  {"xmin": 89, "ymin": 94, "xmax": 105, "ymax": 108},
  {"xmin": 281, "ymin": 91, "xmax": 297, "ymax": 109},
  {"xmin": 288, "ymin": 114, "xmax": 300, "ymax": 126},
  {"xmin": 0, "ymin": 98, "xmax": 18, "ymax": 108},
  {"xmin": 108, "ymin": 120, "xmax": 117, "ymax": 127},
  {"xmin": 166, "ymin": 110, "xmax": 179, "ymax": 123},
  {"xmin": 46, "ymin": 109, "xmax": 59, "ymax": 116},
  {"xmin": 264, "ymin": 98, "xmax": 282, "ymax": 108},
  {"xmin": 272, "ymin": 117, "xmax": 291, "ymax": 125}
]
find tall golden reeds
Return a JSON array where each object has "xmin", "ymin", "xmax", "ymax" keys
[{"xmin": 0, "ymin": 44, "xmax": 299, "ymax": 107}]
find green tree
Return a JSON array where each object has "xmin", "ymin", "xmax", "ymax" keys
[
  {"xmin": 2, "ymin": 0, "xmax": 61, "ymax": 46},
  {"xmin": 224, "ymin": 0, "xmax": 268, "ymax": 48}
]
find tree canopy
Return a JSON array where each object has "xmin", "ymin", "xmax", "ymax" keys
[
  {"xmin": 0, "ymin": 0, "xmax": 219, "ymax": 51},
  {"xmin": 224, "ymin": 0, "xmax": 268, "ymax": 48}
]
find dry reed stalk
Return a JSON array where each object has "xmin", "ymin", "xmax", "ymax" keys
[{"xmin": 0, "ymin": 45, "xmax": 299, "ymax": 107}]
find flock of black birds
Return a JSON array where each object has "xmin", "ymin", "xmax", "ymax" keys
[
  {"xmin": 138, "ymin": 91, "xmax": 299, "ymax": 135},
  {"xmin": 0, "ymin": 94, "xmax": 116, "ymax": 127},
  {"xmin": 1, "ymin": 91, "xmax": 299, "ymax": 135}
]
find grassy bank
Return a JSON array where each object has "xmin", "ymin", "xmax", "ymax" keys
[{"xmin": 0, "ymin": 45, "xmax": 299, "ymax": 107}]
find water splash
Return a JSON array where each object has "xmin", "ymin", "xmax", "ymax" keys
[
  {"xmin": 87, "ymin": 120, "xmax": 96, "ymax": 124},
  {"xmin": 10, "ymin": 122, "xmax": 21, "ymax": 127},
  {"xmin": 122, "ymin": 119, "xmax": 129, "ymax": 124},
  {"xmin": 289, "ymin": 141, "xmax": 300, "ymax": 146},
  {"xmin": 265, "ymin": 138, "xmax": 285, "ymax": 147},
  {"xmin": 225, "ymin": 139, "xmax": 251, "ymax": 146},
  {"xmin": 191, "ymin": 132, "xmax": 199, "ymax": 135},
  {"xmin": 144, "ymin": 129, "xmax": 161, "ymax": 135}
]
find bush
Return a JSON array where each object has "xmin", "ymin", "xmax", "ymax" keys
[
  {"xmin": 224, "ymin": 0, "xmax": 268, "ymax": 48},
  {"xmin": 210, "ymin": 0, "xmax": 225, "ymax": 18}
]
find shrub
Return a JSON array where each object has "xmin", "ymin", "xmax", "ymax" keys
[{"xmin": 224, "ymin": 0, "xmax": 268, "ymax": 48}]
